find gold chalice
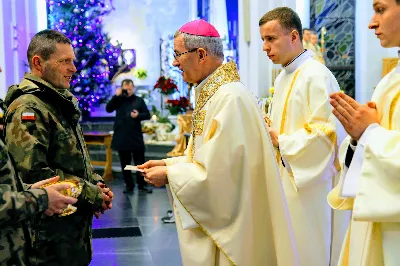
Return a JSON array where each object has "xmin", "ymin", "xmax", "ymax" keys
[{"xmin": 40, "ymin": 180, "xmax": 82, "ymax": 216}]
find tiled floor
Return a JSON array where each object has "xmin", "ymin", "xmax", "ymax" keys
[{"xmin": 90, "ymin": 179, "xmax": 182, "ymax": 266}]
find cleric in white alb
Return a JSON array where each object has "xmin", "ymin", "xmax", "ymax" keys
[
  {"xmin": 260, "ymin": 7, "xmax": 349, "ymax": 266},
  {"xmin": 328, "ymin": 0, "xmax": 400, "ymax": 265}
]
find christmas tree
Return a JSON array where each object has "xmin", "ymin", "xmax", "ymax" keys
[{"xmin": 47, "ymin": 0, "xmax": 122, "ymax": 117}]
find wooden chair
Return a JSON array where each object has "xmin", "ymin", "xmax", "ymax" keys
[{"xmin": 84, "ymin": 132, "xmax": 113, "ymax": 181}]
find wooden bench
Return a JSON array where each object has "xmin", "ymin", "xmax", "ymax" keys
[{"xmin": 83, "ymin": 132, "xmax": 113, "ymax": 181}]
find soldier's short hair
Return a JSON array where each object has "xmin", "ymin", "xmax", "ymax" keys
[
  {"xmin": 27, "ymin": 30, "xmax": 71, "ymax": 68},
  {"xmin": 121, "ymin": 79, "xmax": 134, "ymax": 87},
  {"xmin": 259, "ymin": 7, "xmax": 303, "ymax": 41}
]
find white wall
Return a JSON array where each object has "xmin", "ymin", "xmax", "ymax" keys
[
  {"xmin": 0, "ymin": 0, "xmax": 45, "ymax": 99},
  {"xmin": 102, "ymin": 0, "xmax": 191, "ymax": 88},
  {"xmin": 238, "ymin": 0, "xmax": 297, "ymax": 98},
  {"xmin": 296, "ymin": 0, "xmax": 310, "ymax": 28},
  {"xmin": 0, "ymin": 0, "xmax": 6, "ymax": 99},
  {"xmin": 355, "ymin": 2, "xmax": 397, "ymax": 103},
  {"xmin": 209, "ymin": 0, "xmax": 229, "ymax": 41}
]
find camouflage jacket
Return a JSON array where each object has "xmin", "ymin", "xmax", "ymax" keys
[
  {"xmin": 0, "ymin": 139, "xmax": 48, "ymax": 266},
  {"xmin": 4, "ymin": 73, "xmax": 105, "ymax": 266}
]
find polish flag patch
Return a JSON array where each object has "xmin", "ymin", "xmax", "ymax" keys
[{"xmin": 21, "ymin": 112, "xmax": 35, "ymax": 121}]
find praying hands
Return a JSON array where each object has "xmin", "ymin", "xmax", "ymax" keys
[{"xmin": 329, "ymin": 92, "xmax": 380, "ymax": 140}]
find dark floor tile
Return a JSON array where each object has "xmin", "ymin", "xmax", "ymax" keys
[
  {"xmin": 91, "ymin": 180, "xmax": 181, "ymax": 265},
  {"xmin": 93, "ymin": 227, "xmax": 142, "ymax": 238}
]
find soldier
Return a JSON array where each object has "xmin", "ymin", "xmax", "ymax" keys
[
  {"xmin": 0, "ymin": 139, "xmax": 78, "ymax": 265},
  {"xmin": 4, "ymin": 29, "xmax": 114, "ymax": 265}
]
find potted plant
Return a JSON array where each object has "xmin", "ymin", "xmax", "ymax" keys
[
  {"xmin": 154, "ymin": 76, "xmax": 178, "ymax": 96},
  {"xmin": 165, "ymin": 97, "xmax": 190, "ymax": 115}
]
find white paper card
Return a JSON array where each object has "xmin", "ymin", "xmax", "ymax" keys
[{"xmin": 124, "ymin": 165, "xmax": 144, "ymax": 172}]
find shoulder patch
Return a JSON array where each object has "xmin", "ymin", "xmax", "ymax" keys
[{"xmin": 21, "ymin": 112, "xmax": 35, "ymax": 121}]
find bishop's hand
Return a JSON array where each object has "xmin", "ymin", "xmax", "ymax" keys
[
  {"xmin": 137, "ymin": 160, "xmax": 166, "ymax": 170},
  {"xmin": 143, "ymin": 166, "xmax": 168, "ymax": 187}
]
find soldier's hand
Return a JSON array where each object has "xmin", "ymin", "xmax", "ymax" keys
[
  {"xmin": 31, "ymin": 176, "xmax": 61, "ymax": 189},
  {"xmin": 137, "ymin": 160, "xmax": 166, "ymax": 171},
  {"xmin": 93, "ymin": 211, "xmax": 101, "ymax": 219},
  {"xmin": 44, "ymin": 183, "xmax": 78, "ymax": 216},
  {"xmin": 97, "ymin": 182, "xmax": 113, "ymax": 211},
  {"xmin": 99, "ymin": 187, "xmax": 112, "ymax": 212},
  {"xmin": 116, "ymin": 88, "xmax": 122, "ymax": 96}
]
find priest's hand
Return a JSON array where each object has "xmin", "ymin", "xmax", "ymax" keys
[
  {"xmin": 137, "ymin": 160, "xmax": 166, "ymax": 170},
  {"xmin": 143, "ymin": 166, "xmax": 168, "ymax": 187},
  {"xmin": 268, "ymin": 128, "xmax": 279, "ymax": 148},
  {"xmin": 330, "ymin": 92, "xmax": 380, "ymax": 140}
]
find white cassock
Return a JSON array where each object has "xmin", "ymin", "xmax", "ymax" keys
[
  {"xmin": 328, "ymin": 58, "xmax": 400, "ymax": 266},
  {"xmin": 164, "ymin": 62, "xmax": 299, "ymax": 266},
  {"xmin": 269, "ymin": 50, "xmax": 350, "ymax": 266}
]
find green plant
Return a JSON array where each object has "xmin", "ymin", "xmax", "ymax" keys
[{"xmin": 134, "ymin": 68, "xmax": 147, "ymax": 80}]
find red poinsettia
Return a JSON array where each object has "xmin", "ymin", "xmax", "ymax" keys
[
  {"xmin": 154, "ymin": 76, "xmax": 178, "ymax": 95},
  {"xmin": 165, "ymin": 97, "xmax": 190, "ymax": 115}
]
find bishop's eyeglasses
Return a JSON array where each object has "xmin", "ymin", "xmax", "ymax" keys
[{"xmin": 173, "ymin": 48, "xmax": 198, "ymax": 59}]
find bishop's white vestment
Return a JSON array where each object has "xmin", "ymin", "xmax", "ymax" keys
[{"xmin": 164, "ymin": 62, "xmax": 299, "ymax": 266}]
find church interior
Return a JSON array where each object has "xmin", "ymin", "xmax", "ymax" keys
[{"xmin": 0, "ymin": 0, "xmax": 398, "ymax": 265}]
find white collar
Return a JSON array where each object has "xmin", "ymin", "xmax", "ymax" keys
[
  {"xmin": 283, "ymin": 49, "xmax": 314, "ymax": 74},
  {"xmin": 393, "ymin": 50, "xmax": 400, "ymax": 73},
  {"xmin": 194, "ymin": 74, "xmax": 212, "ymax": 95}
]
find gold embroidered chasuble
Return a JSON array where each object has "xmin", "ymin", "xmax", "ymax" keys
[{"xmin": 163, "ymin": 62, "xmax": 299, "ymax": 266}]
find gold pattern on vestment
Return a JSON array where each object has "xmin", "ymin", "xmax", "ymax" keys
[
  {"xmin": 174, "ymin": 61, "xmax": 240, "ymax": 265},
  {"xmin": 189, "ymin": 61, "xmax": 240, "ymax": 162},
  {"xmin": 277, "ymin": 70, "xmax": 300, "ymax": 191}
]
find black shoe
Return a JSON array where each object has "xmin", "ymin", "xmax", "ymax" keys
[
  {"xmin": 161, "ymin": 210, "xmax": 175, "ymax": 223},
  {"xmin": 161, "ymin": 215, "xmax": 175, "ymax": 223},
  {"xmin": 139, "ymin": 187, "xmax": 153, "ymax": 194},
  {"xmin": 123, "ymin": 187, "xmax": 134, "ymax": 194}
]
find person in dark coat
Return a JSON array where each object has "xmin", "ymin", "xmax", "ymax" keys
[{"xmin": 106, "ymin": 79, "xmax": 152, "ymax": 193}]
